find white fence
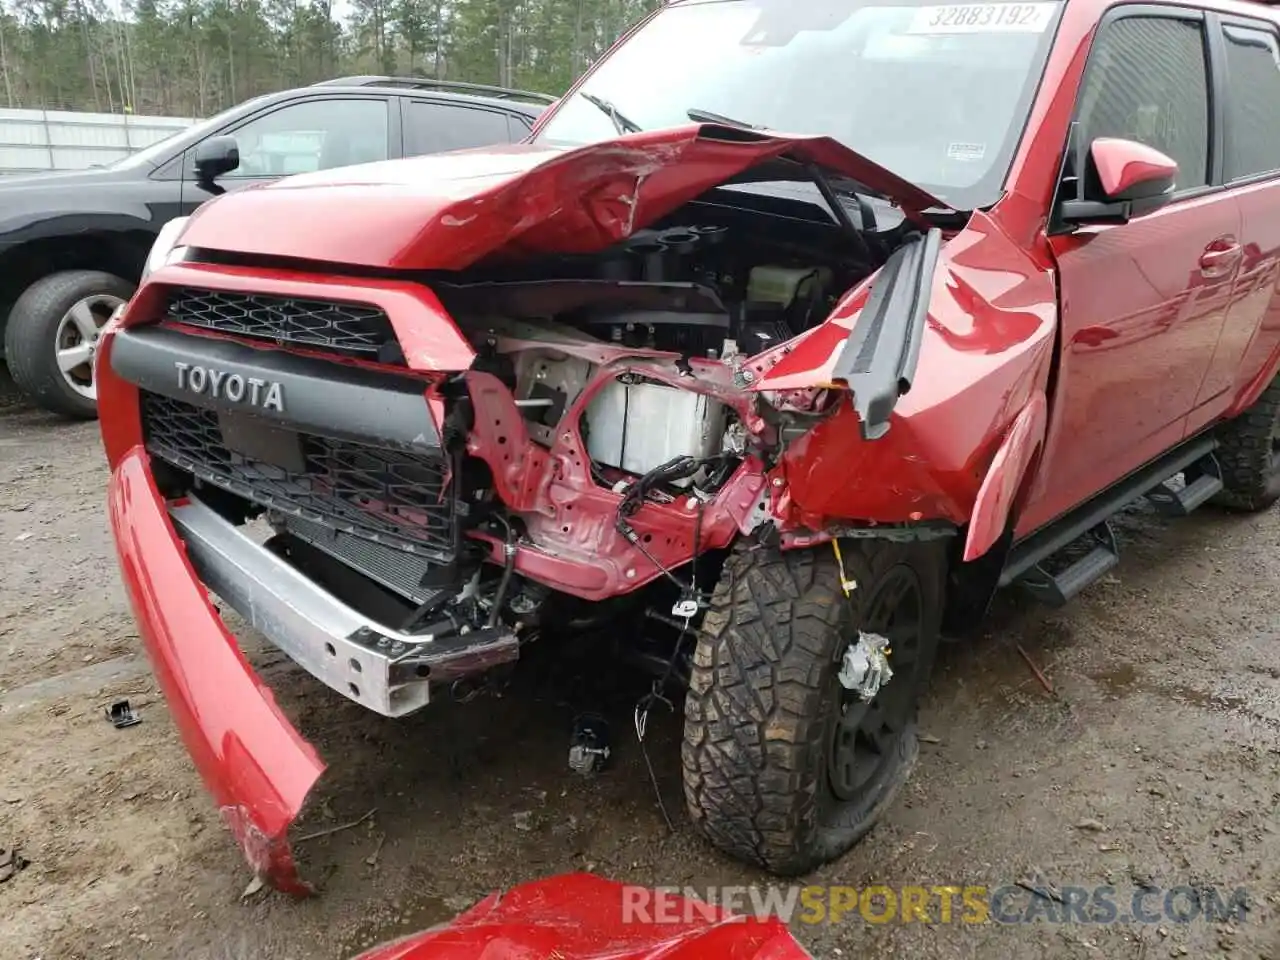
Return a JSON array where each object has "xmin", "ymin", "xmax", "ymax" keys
[{"xmin": 0, "ymin": 108, "xmax": 198, "ymax": 174}]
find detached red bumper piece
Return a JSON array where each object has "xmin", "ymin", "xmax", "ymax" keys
[
  {"xmin": 353, "ymin": 873, "xmax": 813, "ymax": 960},
  {"xmin": 107, "ymin": 447, "xmax": 325, "ymax": 895}
]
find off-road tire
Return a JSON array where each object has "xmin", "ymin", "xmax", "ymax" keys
[
  {"xmin": 4, "ymin": 270, "xmax": 135, "ymax": 420},
  {"xmin": 682, "ymin": 537, "xmax": 945, "ymax": 875},
  {"xmin": 1213, "ymin": 374, "xmax": 1280, "ymax": 513}
]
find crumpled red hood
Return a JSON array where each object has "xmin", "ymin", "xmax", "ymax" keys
[
  {"xmin": 180, "ymin": 125, "xmax": 943, "ymax": 271},
  {"xmin": 352, "ymin": 873, "xmax": 812, "ymax": 960}
]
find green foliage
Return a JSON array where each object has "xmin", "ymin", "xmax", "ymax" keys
[{"xmin": 0, "ymin": 0, "xmax": 663, "ymax": 115}]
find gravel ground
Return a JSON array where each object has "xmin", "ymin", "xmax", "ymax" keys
[{"xmin": 2, "ymin": 366, "xmax": 1278, "ymax": 960}]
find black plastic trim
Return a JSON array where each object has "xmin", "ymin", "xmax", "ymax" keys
[
  {"xmin": 110, "ymin": 325, "xmax": 440, "ymax": 451},
  {"xmin": 999, "ymin": 432, "xmax": 1218, "ymax": 587},
  {"xmin": 1205, "ymin": 11, "xmax": 1228, "ymax": 188},
  {"xmin": 831, "ymin": 228, "xmax": 942, "ymax": 441},
  {"xmin": 1222, "ymin": 169, "xmax": 1280, "ymax": 189}
]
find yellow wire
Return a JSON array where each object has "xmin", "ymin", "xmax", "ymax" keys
[{"xmin": 831, "ymin": 538, "xmax": 855, "ymax": 596}]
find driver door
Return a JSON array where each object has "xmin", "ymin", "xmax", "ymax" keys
[
  {"xmin": 178, "ymin": 96, "xmax": 394, "ymax": 211},
  {"xmin": 1021, "ymin": 9, "xmax": 1242, "ymax": 533}
]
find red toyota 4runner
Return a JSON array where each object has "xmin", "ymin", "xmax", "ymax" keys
[{"xmin": 98, "ymin": 0, "xmax": 1280, "ymax": 893}]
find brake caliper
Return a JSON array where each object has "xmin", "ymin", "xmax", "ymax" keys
[{"xmin": 838, "ymin": 631, "xmax": 893, "ymax": 702}]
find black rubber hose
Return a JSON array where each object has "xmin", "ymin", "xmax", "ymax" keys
[{"xmin": 487, "ymin": 519, "xmax": 518, "ymax": 629}]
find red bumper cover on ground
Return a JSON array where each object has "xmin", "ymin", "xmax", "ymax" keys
[
  {"xmin": 352, "ymin": 873, "xmax": 812, "ymax": 960},
  {"xmin": 107, "ymin": 446, "xmax": 325, "ymax": 894}
]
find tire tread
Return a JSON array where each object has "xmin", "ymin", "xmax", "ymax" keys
[
  {"xmin": 3, "ymin": 270, "xmax": 134, "ymax": 420},
  {"xmin": 1214, "ymin": 375, "xmax": 1280, "ymax": 513},
  {"xmin": 682, "ymin": 538, "xmax": 941, "ymax": 875}
]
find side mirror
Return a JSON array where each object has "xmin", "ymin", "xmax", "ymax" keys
[
  {"xmin": 194, "ymin": 135, "xmax": 240, "ymax": 192},
  {"xmin": 1059, "ymin": 137, "xmax": 1177, "ymax": 226}
]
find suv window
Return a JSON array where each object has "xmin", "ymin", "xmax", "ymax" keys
[
  {"xmin": 228, "ymin": 99, "xmax": 390, "ymax": 178},
  {"xmin": 1075, "ymin": 16, "xmax": 1210, "ymax": 191},
  {"xmin": 1222, "ymin": 23, "xmax": 1280, "ymax": 180},
  {"xmin": 405, "ymin": 101, "xmax": 515, "ymax": 156}
]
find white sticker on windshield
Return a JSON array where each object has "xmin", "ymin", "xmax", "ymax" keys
[
  {"xmin": 947, "ymin": 141, "xmax": 987, "ymax": 161},
  {"xmin": 907, "ymin": 3, "xmax": 1057, "ymax": 34}
]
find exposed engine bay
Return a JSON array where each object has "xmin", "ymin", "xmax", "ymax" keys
[
  {"xmin": 140, "ymin": 185, "xmax": 921, "ymax": 699},
  {"xmin": 319, "ymin": 192, "xmax": 913, "ymax": 655},
  {"xmin": 436, "ymin": 191, "xmax": 900, "ymax": 487}
]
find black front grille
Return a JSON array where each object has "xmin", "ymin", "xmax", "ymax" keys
[
  {"xmin": 167, "ymin": 288, "xmax": 401, "ymax": 362},
  {"xmin": 141, "ymin": 392, "xmax": 456, "ymax": 560}
]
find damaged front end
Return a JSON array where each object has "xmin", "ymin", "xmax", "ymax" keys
[
  {"xmin": 105, "ymin": 449, "xmax": 324, "ymax": 895},
  {"xmin": 99, "ymin": 121, "xmax": 1045, "ymax": 892}
]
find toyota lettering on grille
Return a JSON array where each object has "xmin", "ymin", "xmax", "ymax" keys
[{"xmin": 174, "ymin": 361, "xmax": 285, "ymax": 412}]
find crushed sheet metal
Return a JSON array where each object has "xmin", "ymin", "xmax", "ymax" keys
[
  {"xmin": 351, "ymin": 872, "xmax": 814, "ymax": 959},
  {"xmin": 177, "ymin": 126, "xmax": 944, "ymax": 272}
]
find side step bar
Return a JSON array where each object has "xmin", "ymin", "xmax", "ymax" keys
[
  {"xmin": 1000, "ymin": 434, "xmax": 1219, "ymax": 607},
  {"xmin": 1015, "ymin": 522, "xmax": 1119, "ymax": 607},
  {"xmin": 1144, "ymin": 453, "xmax": 1224, "ymax": 516}
]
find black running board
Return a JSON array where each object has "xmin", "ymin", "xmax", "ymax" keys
[
  {"xmin": 999, "ymin": 433, "xmax": 1219, "ymax": 606},
  {"xmin": 1015, "ymin": 522, "xmax": 1119, "ymax": 607},
  {"xmin": 1144, "ymin": 453, "xmax": 1223, "ymax": 516}
]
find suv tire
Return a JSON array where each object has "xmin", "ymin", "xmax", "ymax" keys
[
  {"xmin": 4, "ymin": 270, "xmax": 134, "ymax": 420},
  {"xmin": 682, "ymin": 536, "xmax": 945, "ymax": 875},
  {"xmin": 1213, "ymin": 374, "xmax": 1280, "ymax": 513}
]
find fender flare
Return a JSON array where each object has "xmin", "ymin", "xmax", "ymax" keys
[
  {"xmin": 963, "ymin": 391, "xmax": 1047, "ymax": 562},
  {"xmin": 1225, "ymin": 341, "xmax": 1280, "ymax": 419}
]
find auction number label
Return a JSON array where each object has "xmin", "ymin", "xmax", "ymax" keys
[{"xmin": 907, "ymin": 3, "xmax": 1057, "ymax": 34}]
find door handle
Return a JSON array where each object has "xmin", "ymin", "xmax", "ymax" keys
[{"xmin": 1199, "ymin": 241, "xmax": 1242, "ymax": 279}]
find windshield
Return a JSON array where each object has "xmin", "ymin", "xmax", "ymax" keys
[{"xmin": 534, "ymin": 0, "xmax": 1063, "ymax": 210}]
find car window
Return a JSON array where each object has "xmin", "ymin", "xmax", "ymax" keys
[
  {"xmin": 405, "ymin": 101, "xmax": 516, "ymax": 156},
  {"xmin": 1222, "ymin": 23, "xmax": 1280, "ymax": 180},
  {"xmin": 1075, "ymin": 16, "xmax": 1209, "ymax": 191},
  {"xmin": 226, "ymin": 99, "xmax": 389, "ymax": 178}
]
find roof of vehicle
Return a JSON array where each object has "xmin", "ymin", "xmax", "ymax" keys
[
  {"xmin": 312, "ymin": 76, "xmax": 556, "ymax": 115},
  {"xmin": 1057, "ymin": 0, "xmax": 1280, "ymax": 27},
  {"xmin": 1202, "ymin": 0, "xmax": 1280, "ymax": 14}
]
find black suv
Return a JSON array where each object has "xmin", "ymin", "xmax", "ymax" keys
[{"xmin": 0, "ymin": 76, "xmax": 553, "ymax": 418}]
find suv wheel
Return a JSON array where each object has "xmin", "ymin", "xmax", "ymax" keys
[
  {"xmin": 1213, "ymin": 374, "xmax": 1280, "ymax": 513},
  {"xmin": 4, "ymin": 270, "xmax": 134, "ymax": 420},
  {"xmin": 682, "ymin": 536, "xmax": 945, "ymax": 875}
]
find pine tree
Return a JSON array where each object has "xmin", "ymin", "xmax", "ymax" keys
[{"xmin": 0, "ymin": 0, "xmax": 663, "ymax": 115}]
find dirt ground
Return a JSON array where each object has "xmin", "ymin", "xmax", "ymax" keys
[{"xmin": 2, "ymin": 365, "xmax": 1278, "ymax": 960}]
